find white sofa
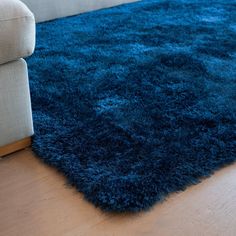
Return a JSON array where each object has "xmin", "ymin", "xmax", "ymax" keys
[
  {"xmin": 0, "ymin": 0, "xmax": 35, "ymax": 156},
  {"xmin": 21, "ymin": 0, "xmax": 137, "ymax": 23},
  {"xmin": 0, "ymin": 0, "xmax": 137, "ymax": 156}
]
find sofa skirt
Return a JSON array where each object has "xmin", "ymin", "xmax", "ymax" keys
[{"xmin": 0, "ymin": 59, "xmax": 33, "ymax": 146}]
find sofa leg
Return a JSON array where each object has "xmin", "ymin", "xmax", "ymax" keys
[{"xmin": 0, "ymin": 137, "xmax": 31, "ymax": 157}]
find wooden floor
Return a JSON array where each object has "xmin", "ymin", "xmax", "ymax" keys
[{"xmin": 0, "ymin": 149, "xmax": 236, "ymax": 236}]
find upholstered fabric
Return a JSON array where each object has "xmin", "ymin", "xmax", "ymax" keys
[
  {"xmin": 0, "ymin": 59, "xmax": 34, "ymax": 146},
  {"xmin": 21, "ymin": 0, "xmax": 138, "ymax": 22},
  {"xmin": 0, "ymin": 0, "xmax": 35, "ymax": 65}
]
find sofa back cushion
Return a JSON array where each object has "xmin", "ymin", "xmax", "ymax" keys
[{"xmin": 20, "ymin": 0, "xmax": 138, "ymax": 22}]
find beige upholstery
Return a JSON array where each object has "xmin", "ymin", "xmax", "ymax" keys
[
  {"xmin": 0, "ymin": 0, "xmax": 35, "ymax": 65},
  {"xmin": 0, "ymin": 59, "xmax": 34, "ymax": 146},
  {"xmin": 21, "ymin": 0, "xmax": 138, "ymax": 23},
  {"xmin": 0, "ymin": 0, "xmax": 35, "ymax": 147}
]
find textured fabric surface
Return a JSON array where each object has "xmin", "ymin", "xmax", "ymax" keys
[
  {"xmin": 28, "ymin": 0, "xmax": 236, "ymax": 212},
  {"xmin": 0, "ymin": 0, "xmax": 35, "ymax": 65},
  {"xmin": 0, "ymin": 59, "xmax": 34, "ymax": 146},
  {"xmin": 21, "ymin": 0, "xmax": 138, "ymax": 22}
]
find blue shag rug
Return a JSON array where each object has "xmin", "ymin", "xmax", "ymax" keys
[{"xmin": 27, "ymin": 0, "xmax": 236, "ymax": 212}]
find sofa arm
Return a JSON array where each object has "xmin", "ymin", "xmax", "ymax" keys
[{"xmin": 0, "ymin": 0, "xmax": 35, "ymax": 65}]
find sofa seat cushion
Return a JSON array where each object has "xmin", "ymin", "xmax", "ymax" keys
[{"xmin": 0, "ymin": 0, "xmax": 35, "ymax": 65}]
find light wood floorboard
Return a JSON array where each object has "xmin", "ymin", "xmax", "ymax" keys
[{"xmin": 0, "ymin": 149, "xmax": 236, "ymax": 236}]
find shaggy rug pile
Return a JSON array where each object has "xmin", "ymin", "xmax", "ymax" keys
[{"xmin": 27, "ymin": 0, "xmax": 236, "ymax": 212}]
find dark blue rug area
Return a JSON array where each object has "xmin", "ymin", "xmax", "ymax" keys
[{"xmin": 27, "ymin": 0, "xmax": 236, "ymax": 212}]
